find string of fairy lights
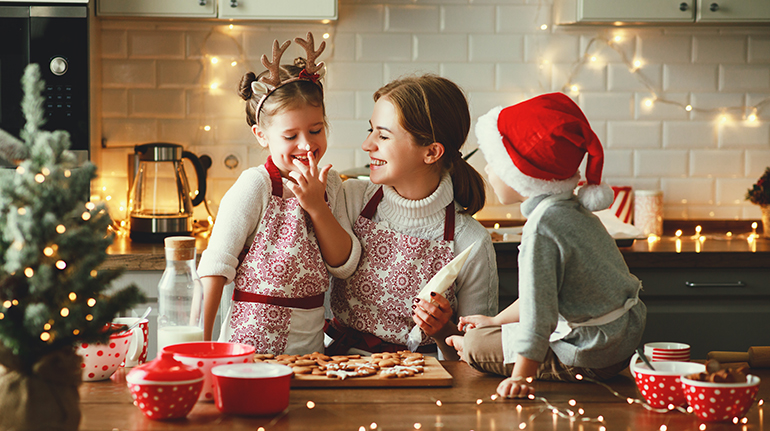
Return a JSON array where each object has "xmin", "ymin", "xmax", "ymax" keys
[
  {"xmin": 246, "ymin": 373, "xmax": 764, "ymax": 431},
  {"xmin": 555, "ymin": 30, "xmax": 769, "ymax": 124}
]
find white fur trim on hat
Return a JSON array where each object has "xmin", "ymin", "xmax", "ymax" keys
[
  {"xmin": 475, "ymin": 106, "xmax": 580, "ymax": 198},
  {"xmin": 576, "ymin": 182, "xmax": 614, "ymax": 212}
]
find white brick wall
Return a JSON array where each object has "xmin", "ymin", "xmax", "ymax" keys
[{"xmin": 95, "ymin": 1, "xmax": 770, "ymax": 222}]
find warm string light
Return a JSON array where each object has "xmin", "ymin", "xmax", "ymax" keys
[{"xmin": 560, "ymin": 35, "xmax": 769, "ymax": 123}]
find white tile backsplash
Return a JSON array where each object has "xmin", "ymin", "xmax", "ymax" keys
[
  {"xmin": 441, "ymin": 5, "xmax": 495, "ymax": 34},
  {"xmin": 96, "ymin": 5, "xmax": 770, "ymax": 220},
  {"xmin": 663, "ymin": 64, "xmax": 718, "ymax": 92},
  {"xmin": 385, "ymin": 5, "xmax": 440, "ymax": 33},
  {"xmin": 606, "ymin": 121, "xmax": 661, "ymax": 149},
  {"xmin": 635, "ymin": 149, "xmax": 688, "ymax": 177},
  {"xmin": 357, "ymin": 34, "xmax": 412, "ymax": 61},
  {"xmin": 693, "ymin": 35, "xmax": 747, "ymax": 64},
  {"xmin": 690, "ymin": 150, "xmax": 744, "ymax": 177},
  {"xmin": 720, "ymin": 65, "xmax": 770, "ymax": 91},
  {"xmin": 663, "ymin": 121, "xmax": 717, "ymax": 148},
  {"xmin": 414, "ymin": 34, "xmax": 468, "ymax": 62}
]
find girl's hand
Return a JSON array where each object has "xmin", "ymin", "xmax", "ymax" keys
[
  {"xmin": 497, "ymin": 376, "xmax": 535, "ymax": 399},
  {"xmin": 412, "ymin": 292, "xmax": 453, "ymax": 337},
  {"xmin": 445, "ymin": 335, "xmax": 466, "ymax": 361},
  {"xmin": 287, "ymin": 151, "xmax": 332, "ymax": 214},
  {"xmin": 457, "ymin": 315, "xmax": 496, "ymax": 332}
]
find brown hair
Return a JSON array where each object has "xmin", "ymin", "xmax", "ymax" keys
[
  {"xmin": 238, "ymin": 60, "xmax": 326, "ymax": 129},
  {"xmin": 373, "ymin": 74, "xmax": 486, "ymax": 215}
]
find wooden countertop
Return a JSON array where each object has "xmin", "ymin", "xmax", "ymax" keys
[{"xmin": 80, "ymin": 361, "xmax": 769, "ymax": 431}]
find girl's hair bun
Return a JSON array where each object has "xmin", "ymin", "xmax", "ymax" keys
[{"xmin": 239, "ymin": 71, "xmax": 258, "ymax": 101}]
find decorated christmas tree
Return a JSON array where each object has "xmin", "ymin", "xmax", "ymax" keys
[{"xmin": 0, "ymin": 65, "xmax": 145, "ymax": 398}]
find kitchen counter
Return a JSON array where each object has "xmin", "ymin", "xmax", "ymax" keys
[
  {"xmin": 80, "ymin": 361, "xmax": 769, "ymax": 431},
  {"xmin": 103, "ymin": 232, "xmax": 770, "ymax": 271}
]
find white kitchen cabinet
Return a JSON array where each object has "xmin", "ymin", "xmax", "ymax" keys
[
  {"xmin": 555, "ymin": 0, "xmax": 696, "ymax": 25},
  {"xmin": 96, "ymin": 0, "xmax": 337, "ymax": 20},
  {"xmin": 97, "ymin": 0, "xmax": 217, "ymax": 18},
  {"xmin": 696, "ymin": 0, "xmax": 770, "ymax": 22},
  {"xmin": 218, "ymin": 0, "xmax": 336, "ymax": 20}
]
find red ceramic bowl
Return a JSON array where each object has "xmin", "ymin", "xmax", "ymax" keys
[
  {"xmin": 162, "ymin": 342, "xmax": 255, "ymax": 402},
  {"xmin": 682, "ymin": 374, "xmax": 761, "ymax": 422},
  {"xmin": 630, "ymin": 353, "xmax": 705, "ymax": 408},
  {"xmin": 211, "ymin": 363, "xmax": 293, "ymax": 416},
  {"xmin": 126, "ymin": 352, "xmax": 204, "ymax": 420}
]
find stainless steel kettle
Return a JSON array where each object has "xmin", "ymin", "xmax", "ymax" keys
[{"xmin": 128, "ymin": 143, "xmax": 207, "ymax": 242}]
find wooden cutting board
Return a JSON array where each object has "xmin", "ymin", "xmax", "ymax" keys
[{"xmin": 290, "ymin": 356, "xmax": 453, "ymax": 388}]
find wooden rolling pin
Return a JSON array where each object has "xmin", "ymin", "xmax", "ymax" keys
[{"xmin": 708, "ymin": 347, "xmax": 770, "ymax": 368}]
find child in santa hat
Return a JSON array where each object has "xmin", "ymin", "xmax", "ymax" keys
[{"xmin": 446, "ymin": 93, "xmax": 646, "ymax": 398}]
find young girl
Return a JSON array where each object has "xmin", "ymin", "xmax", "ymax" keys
[
  {"xmin": 197, "ymin": 34, "xmax": 360, "ymax": 355},
  {"xmin": 447, "ymin": 93, "xmax": 646, "ymax": 398},
  {"xmin": 326, "ymin": 75, "xmax": 499, "ymax": 358}
]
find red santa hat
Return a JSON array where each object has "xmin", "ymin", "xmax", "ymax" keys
[{"xmin": 474, "ymin": 92, "xmax": 614, "ymax": 212}]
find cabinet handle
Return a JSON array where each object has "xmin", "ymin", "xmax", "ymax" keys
[
  {"xmin": 230, "ymin": 0, "xmax": 238, "ymax": 7},
  {"xmin": 685, "ymin": 281, "xmax": 745, "ymax": 288},
  {"xmin": 679, "ymin": 2, "xmax": 689, "ymax": 11},
  {"xmin": 710, "ymin": 2, "xmax": 719, "ymax": 12},
  {"xmin": 198, "ymin": 0, "xmax": 206, "ymax": 5}
]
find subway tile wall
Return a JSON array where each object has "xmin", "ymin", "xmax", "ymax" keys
[{"xmin": 95, "ymin": 0, "xmax": 770, "ymax": 223}]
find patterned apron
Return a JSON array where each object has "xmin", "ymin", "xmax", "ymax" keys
[
  {"xmin": 501, "ymin": 193, "xmax": 642, "ymax": 363},
  {"xmin": 219, "ymin": 156, "xmax": 329, "ymax": 355},
  {"xmin": 328, "ymin": 186, "xmax": 458, "ymax": 353}
]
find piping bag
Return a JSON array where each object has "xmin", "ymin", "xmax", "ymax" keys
[{"xmin": 406, "ymin": 241, "xmax": 477, "ymax": 352}]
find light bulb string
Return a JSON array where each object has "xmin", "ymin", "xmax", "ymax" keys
[{"xmin": 562, "ymin": 34, "xmax": 769, "ymax": 119}]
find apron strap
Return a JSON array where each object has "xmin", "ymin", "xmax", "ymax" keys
[
  {"xmin": 443, "ymin": 203, "xmax": 455, "ymax": 241},
  {"xmin": 233, "ymin": 289, "xmax": 324, "ymax": 309},
  {"xmin": 265, "ymin": 156, "xmax": 283, "ymax": 197},
  {"xmin": 360, "ymin": 187, "xmax": 384, "ymax": 219}
]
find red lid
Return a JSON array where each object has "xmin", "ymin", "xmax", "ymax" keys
[{"xmin": 126, "ymin": 352, "xmax": 203, "ymax": 383}]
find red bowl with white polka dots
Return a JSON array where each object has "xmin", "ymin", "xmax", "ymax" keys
[
  {"xmin": 162, "ymin": 342, "xmax": 255, "ymax": 402},
  {"xmin": 126, "ymin": 351, "xmax": 204, "ymax": 420},
  {"xmin": 77, "ymin": 329, "xmax": 133, "ymax": 381},
  {"xmin": 681, "ymin": 374, "xmax": 760, "ymax": 422},
  {"xmin": 630, "ymin": 353, "xmax": 706, "ymax": 408}
]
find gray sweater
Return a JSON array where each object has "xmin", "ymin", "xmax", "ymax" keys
[{"xmin": 506, "ymin": 194, "xmax": 647, "ymax": 368}]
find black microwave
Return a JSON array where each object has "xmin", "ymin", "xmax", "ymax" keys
[{"xmin": 0, "ymin": 2, "xmax": 89, "ymax": 165}]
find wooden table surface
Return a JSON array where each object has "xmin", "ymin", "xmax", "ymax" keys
[{"xmin": 80, "ymin": 361, "xmax": 769, "ymax": 431}]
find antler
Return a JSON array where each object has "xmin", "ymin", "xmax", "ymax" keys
[
  {"xmin": 294, "ymin": 32, "xmax": 326, "ymax": 75},
  {"xmin": 259, "ymin": 39, "xmax": 291, "ymax": 88}
]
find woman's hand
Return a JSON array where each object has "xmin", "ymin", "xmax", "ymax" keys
[
  {"xmin": 496, "ymin": 376, "xmax": 535, "ymax": 399},
  {"xmin": 287, "ymin": 150, "xmax": 332, "ymax": 215},
  {"xmin": 412, "ymin": 292, "xmax": 453, "ymax": 337},
  {"xmin": 457, "ymin": 315, "xmax": 497, "ymax": 332}
]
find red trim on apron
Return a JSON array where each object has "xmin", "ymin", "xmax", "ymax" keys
[
  {"xmin": 265, "ymin": 156, "xmax": 283, "ymax": 197},
  {"xmin": 233, "ymin": 290, "xmax": 325, "ymax": 309},
  {"xmin": 325, "ymin": 318, "xmax": 437, "ymax": 354}
]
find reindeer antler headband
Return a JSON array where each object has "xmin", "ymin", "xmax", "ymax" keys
[{"xmin": 252, "ymin": 32, "xmax": 326, "ymax": 122}]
